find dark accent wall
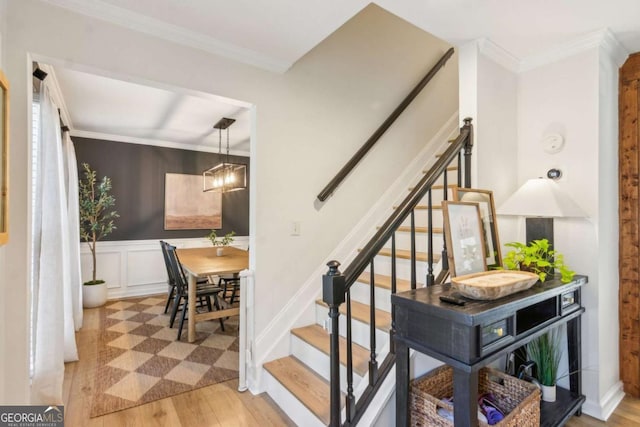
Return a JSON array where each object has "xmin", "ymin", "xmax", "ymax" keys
[{"xmin": 74, "ymin": 137, "xmax": 249, "ymax": 241}]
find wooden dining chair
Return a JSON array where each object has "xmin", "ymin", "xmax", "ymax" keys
[
  {"xmin": 165, "ymin": 243, "xmax": 225, "ymax": 340},
  {"xmin": 160, "ymin": 241, "xmax": 177, "ymax": 314},
  {"xmin": 218, "ymin": 274, "xmax": 240, "ymax": 305},
  {"xmin": 160, "ymin": 240, "xmax": 210, "ymax": 314}
]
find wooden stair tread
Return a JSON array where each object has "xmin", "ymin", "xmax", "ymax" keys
[
  {"xmin": 356, "ymin": 272, "xmax": 416, "ymax": 293},
  {"xmin": 316, "ymin": 299, "xmax": 391, "ymax": 331},
  {"xmin": 291, "ymin": 324, "xmax": 369, "ymax": 377},
  {"xmin": 396, "ymin": 226, "xmax": 443, "ymax": 234},
  {"xmin": 376, "ymin": 248, "xmax": 441, "ymax": 263},
  {"xmin": 264, "ymin": 356, "xmax": 340, "ymax": 425}
]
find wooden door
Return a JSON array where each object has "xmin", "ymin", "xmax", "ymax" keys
[{"xmin": 620, "ymin": 52, "xmax": 640, "ymax": 397}]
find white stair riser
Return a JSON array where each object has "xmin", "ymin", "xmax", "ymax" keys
[
  {"xmin": 291, "ymin": 335, "xmax": 366, "ymax": 393},
  {"xmin": 401, "ymin": 210, "xmax": 444, "ymax": 228},
  {"xmin": 383, "ymin": 233, "xmax": 444, "ymax": 255},
  {"xmin": 314, "ymin": 303, "xmax": 389, "ymax": 351},
  {"xmin": 370, "ymin": 256, "xmax": 437, "ymax": 282},
  {"xmin": 263, "ymin": 370, "xmax": 326, "ymax": 427},
  {"xmin": 350, "ymin": 281, "xmax": 392, "ymax": 313}
]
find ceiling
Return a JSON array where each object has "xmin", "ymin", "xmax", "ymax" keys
[
  {"xmin": 41, "ymin": 0, "xmax": 640, "ymax": 153},
  {"xmin": 52, "ymin": 66, "xmax": 251, "ymax": 154}
]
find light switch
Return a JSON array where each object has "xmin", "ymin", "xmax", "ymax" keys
[{"xmin": 291, "ymin": 221, "xmax": 301, "ymax": 236}]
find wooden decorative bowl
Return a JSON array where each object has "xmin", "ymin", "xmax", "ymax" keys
[{"xmin": 451, "ymin": 270, "xmax": 540, "ymax": 300}]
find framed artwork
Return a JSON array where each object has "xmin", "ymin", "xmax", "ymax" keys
[
  {"xmin": 0, "ymin": 69, "xmax": 8, "ymax": 245},
  {"xmin": 164, "ymin": 173, "xmax": 222, "ymax": 230},
  {"xmin": 452, "ymin": 187, "xmax": 502, "ymax": 268},
  {"xmin": 442, "ymin": 201, "xmax": 487, "ymax": 277}
]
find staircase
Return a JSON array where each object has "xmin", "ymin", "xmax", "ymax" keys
[{"xmin": 263, "ymin": 119, "xmax": 473, "ymax": 426}]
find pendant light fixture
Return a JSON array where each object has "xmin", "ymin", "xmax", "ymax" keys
[{"xmin": 203, "ymin": 117, "xmax": 247, "ymax": 193}]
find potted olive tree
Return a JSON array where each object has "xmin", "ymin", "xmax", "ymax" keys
[{"xmin": 79, "ymin": 163, "xmax": 119, "ymax": 307}]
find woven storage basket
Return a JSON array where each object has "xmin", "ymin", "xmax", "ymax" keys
[{"xmin": 410, "ymin": 365, "xmax": 541, "ymax": 427}]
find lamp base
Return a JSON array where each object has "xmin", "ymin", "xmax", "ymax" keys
[{"xmin": 525, "ymin": 217, "xmax": 554, "ymax": 249}]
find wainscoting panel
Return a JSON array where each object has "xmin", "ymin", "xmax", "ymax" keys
[
  {"xmin": 126, "ymin": 248, "xmax": 166, "ymax": 288},
  {"xmin": 80, "ymin": 250, "xmax": 121, "ymax": 289},
  {"xmin": 79, "ymin": 237, "xmax": 249, "ymax": 299}
]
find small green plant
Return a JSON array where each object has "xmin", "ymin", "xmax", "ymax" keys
[
  {"xmin": 503, "ymin": 239, "xmax": 575, "ymax": 283},
  {"xmin": 527, "ymin": 328, "xmax": 563, "ymax": 386},
  {"xmin": 206, "ymin": 230, "xmax": 236, "ymax": 246},
  {"xmin": 79, "ymin": 163, "xmax": 119, "ymax": 285}
]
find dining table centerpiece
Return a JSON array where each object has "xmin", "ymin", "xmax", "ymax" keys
[{"xmin": 206, "ymin": 230, "xmax": 236, "ymax": 256}]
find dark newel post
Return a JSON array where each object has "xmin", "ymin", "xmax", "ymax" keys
[
  {"xmin": 322, "ymin": 260, "xmax": 345, "ymax": 427},
  {"xmin": 463, "ymin": 117, "xmax": 474, "ymax": 188}
]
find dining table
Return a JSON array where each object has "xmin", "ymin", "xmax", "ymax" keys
[{"xmin": 176, "ymin": 246, "xmax": 249, "ymax": 343}]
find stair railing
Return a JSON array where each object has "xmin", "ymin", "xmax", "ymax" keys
[
  {"xmin": 323, "ymin": 118, "xmax": 473, "ymax": 426},
  {"xmin": 316, "ymin": 47, "xmax": 455, "ymax": 202}
]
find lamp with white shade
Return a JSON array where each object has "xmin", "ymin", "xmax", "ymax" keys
[{"xmin": 497, "ymin": 178, "xmax": 588, "ymax": 249}]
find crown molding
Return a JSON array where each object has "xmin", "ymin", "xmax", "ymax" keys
[
  {"xmin": 40, "ymin": 0, "xmax": 291, "ymax": 73},
  {"xmin": 69, "ymin": 129, "xmax": 251, "ymax": 157},
  {"xmin": 519, "ymin": 28, "xmax": 626, "ymax": 72},
  {"xmin": 477, "ymin": 28, "xmax": 629, "ymax": 74},
  {"xmin": 477, "ymin": 38, "xmax": 520, "ymax": 73},
  {"xmin": 599, "ymin": 28, "xmax": 629, "ymax": 68}
]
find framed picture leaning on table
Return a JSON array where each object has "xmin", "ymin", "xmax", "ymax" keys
[
  {"xmin": 442, "ymin": 201, "xmax": 487, "ymax": 277},
  {"xmin": 452, "ymin": 187, "xmax": 501, "ymax": 269}
]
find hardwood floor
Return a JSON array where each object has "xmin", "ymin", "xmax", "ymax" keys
[
  {"xmin": 65, "ymin": 303, "xmax": 640, "ymax": 426},
  {"xmin": 63, "ymin": 305, "xmax": 295, "ymax": 427},
  {"xmin": 566, "ymin": 397, "xmax": 640, "ymax": 426}
]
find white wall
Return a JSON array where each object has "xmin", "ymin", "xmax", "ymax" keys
[
  {"xmin": 595, "ymin": 43, "xmax": 622, "ymax": 418},
  {"xmin": 476, "ymin": 53, "xmax": 518, "ymax": 204},
  {"xmin": 461, "ymin": 36, "xmax": 624, "ymax": 419},
  {"xmin": 517, "ymin": 49, "xmax": 600, "ymax": 411},
  {"xmin": 1, "ymin": 1, "xmax": 458, "ymax": 401},
  {"xmin": 458, "ymin": 42, "xmax": 519, "ymax": 254},
  {"xmin": 516, "ymin": 48, "xmax": 622, "ymax": 419}
]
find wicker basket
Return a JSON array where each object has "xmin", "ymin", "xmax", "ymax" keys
[{"xmin": 410, "ymin": 365, "xmax": 541, "ymax": 427}]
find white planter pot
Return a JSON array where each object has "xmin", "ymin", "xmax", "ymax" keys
[
  {"xmin": 541, "ymin": 384, "xmax": 556, "ymax": 402},
  {"xmin": 83, "ymin": 282, "xmax": 108, "ymax": 308},
  {"xmin": 216, "ymin": 247, "xmax": 224, "ymax": 256}
]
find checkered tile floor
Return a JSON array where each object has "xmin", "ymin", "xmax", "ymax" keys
[{"xmin": 90, "ymin": 296, "xmax": 239, "ymax": 417}]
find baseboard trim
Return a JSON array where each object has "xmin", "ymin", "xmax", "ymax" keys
[{"xmin": 581, "ymin": 380, "xmax": 625, "ymax": 421}]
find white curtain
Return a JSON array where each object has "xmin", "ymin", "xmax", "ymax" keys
[{"xmin": 31, "ymin": 82, "xmax": 81, "ymax": 404}]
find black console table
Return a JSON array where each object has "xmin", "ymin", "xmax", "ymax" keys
[{"xmin": 392, "ymin": 275, "xmax": 586, "ymax": 427}]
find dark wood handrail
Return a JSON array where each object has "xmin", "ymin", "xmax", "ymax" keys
[
  {"xmin": 316, "ymin": 47, "xmax": 455, "ymax": 202},
  {"xmin": 342, "ymin": 118, "xmax": 472, "ymax": 287}
]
